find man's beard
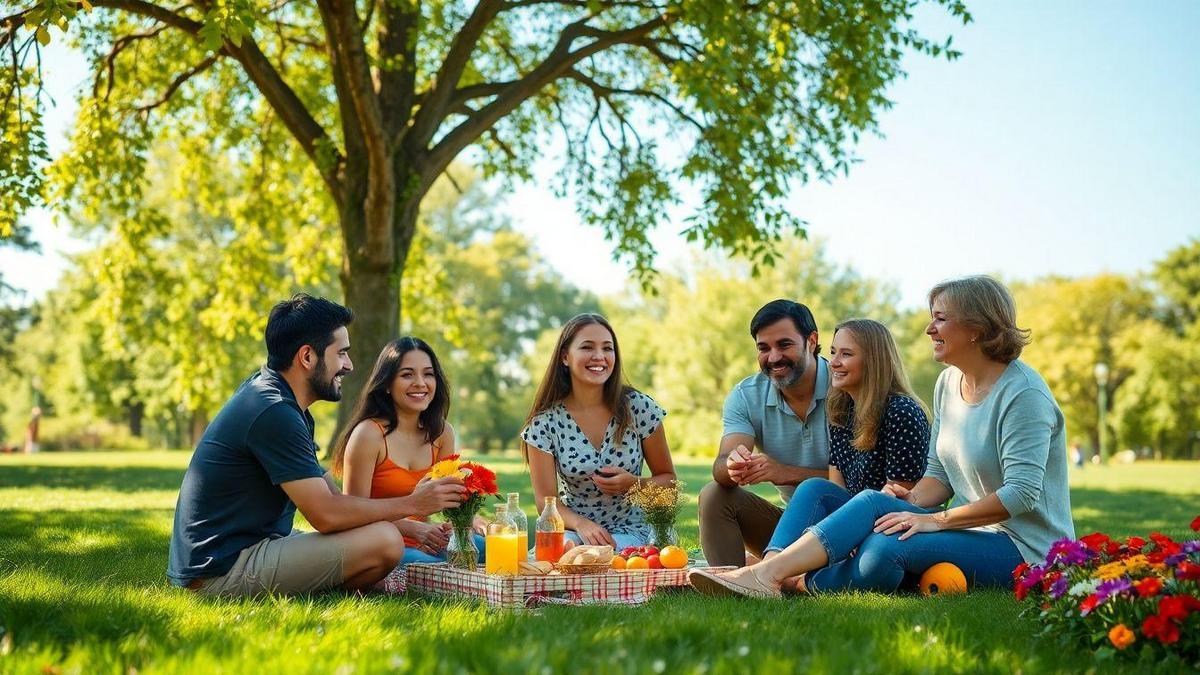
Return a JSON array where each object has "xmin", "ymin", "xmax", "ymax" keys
[
  {"xmin": 308, "ymin": 356, "xmax": 349, "ymax": 402},
  {"xmin": 762, "ymin": 356, "xmax": 806, "ymax": 389}
]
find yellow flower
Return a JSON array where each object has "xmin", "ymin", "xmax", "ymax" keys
[
  {"xmin": 1093, "ymin": 561, "xmax": 1128, "ymax": 581},
  {"xmin": 429, "ymin": 458, "xmax": 466, "ymax": 480},
  {"xmin": 1122, "ymin": 555, "xmax": 1150, "ymax": 575}
]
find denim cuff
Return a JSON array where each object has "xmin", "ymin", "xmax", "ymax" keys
[{"xmin": 805, "ymin": 524, "xmax": 838, "ymax": 562}]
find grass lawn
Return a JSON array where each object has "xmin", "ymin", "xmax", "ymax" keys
[{"xmin": 1, "ymin": 451, "xmax": 1197, "ymax": 674}]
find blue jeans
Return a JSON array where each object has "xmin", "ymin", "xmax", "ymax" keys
[
  {"xmin": 400, "ymin": 532, "xmax": 486, "ymax": 565},
  {"xmin": 564, "ymin": 530, "xmax": 649, "ymax": 550},
  {"xmin": 764, "ymin": 478, "xmax": 852, "ymax": 554},
  {"xmin": 804, "ymin": 489, "xmax": 1023, "ymax": 593}
]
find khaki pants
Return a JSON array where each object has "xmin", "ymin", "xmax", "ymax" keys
[
  {"xmin": 194, "ymin": 531, "xmax": 346, "ymax": 597},
  {"xmin": 698, "ymin": 481, "xmax": 783, "ymax": 567}
]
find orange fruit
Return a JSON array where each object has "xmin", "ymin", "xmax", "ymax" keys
[
  {"xmin": 919, "ymin": 562, "xmax": 967, "ymax": 596},
  {"xmin": 626, "ymin": 555, "xmax": 649, "ymax": 570},
  {"xmin": 611, "ymin": 555, "xmax": 627, "ymax": 570},
  {"xmin": 659, "ymin": 546, "xmax": 688, "ymax": 569}
]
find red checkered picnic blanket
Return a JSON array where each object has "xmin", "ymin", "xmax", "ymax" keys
[{"xmin": 402, "ymin": 564, "xmax": 733, "ymax": 608}]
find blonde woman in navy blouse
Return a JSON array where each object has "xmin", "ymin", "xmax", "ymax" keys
[{"xmin": 759, "ymin": 319, "xmax": 930, "ymax": 561}]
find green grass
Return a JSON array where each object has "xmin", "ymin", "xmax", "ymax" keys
[{"xmin": 1, "ymin": 452, "xmax": 1197, "ymax": 674}]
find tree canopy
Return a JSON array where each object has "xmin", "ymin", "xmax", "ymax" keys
[{"xmin": 1, "ymin": 0, "xmax": 972, "ymax": 423}]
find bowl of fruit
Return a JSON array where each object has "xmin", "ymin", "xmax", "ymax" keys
[{"xmin": 612, "ymin": 544, "xmax": 689, "ymax": 571}]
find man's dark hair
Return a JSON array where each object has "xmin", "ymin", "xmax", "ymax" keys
[
  {"xmin": 750, "ymin": 299, "xmax": 819, "ymax": 356},
  {"xmin": 265, "ymin": 294, "xmax": 354, "ymax": 370}
]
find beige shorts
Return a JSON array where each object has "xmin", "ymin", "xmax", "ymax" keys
[{"xmin": 195, "ymin": 530, "xmax": 346, "ymax": 597}]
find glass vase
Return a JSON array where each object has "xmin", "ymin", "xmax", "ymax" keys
[
  {"xmin": 649, "ymin": 522, "xmax": 679, "ymax": 548},
  {"xmin": 445, "ymin": 523, "xmax": 478, "ymax": 571}
]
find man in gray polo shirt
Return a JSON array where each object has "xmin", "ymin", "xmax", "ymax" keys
[{"xmin": 699, "ymin": 299, "xmax": 831, "ymax": 567}]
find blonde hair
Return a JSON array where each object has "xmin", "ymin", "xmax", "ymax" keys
[
  {"xmin": 928, "ymin": 275, "xmax": 1031, "ymax": 363},
  {"xmin": 826, "ymin": 319, "xmax": 929, "ymax": 451}
]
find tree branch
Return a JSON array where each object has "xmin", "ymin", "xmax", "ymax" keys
[
  {"xmin": 316, "ymin": 0, "xmax": 392, "ymax": 263},
  {"xmin": 135, "ymin": 52, "xmax": 219, "ymax": 113},
  {"xmin": 422, "ymin": 13, "xmax": 668, "ymax": 188},
  {"xmin": 566, "ymin": 67, "xmax": 702, "ymax": 132},
  {"xmin": 409, "ymin": 0, "xmax": 504, "ymax": 148}
]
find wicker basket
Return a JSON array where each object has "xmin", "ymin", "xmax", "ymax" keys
[{"xmin": 555, "ymin": 562, "xmax": 613, "ymax": 575}]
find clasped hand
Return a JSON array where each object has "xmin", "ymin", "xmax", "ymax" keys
[
  {"xmin": 726, "ymin": 445, "xmax": 778, "ymax": 485},
  {"xmin": 591, "ymin": 465, "xmax": 636, "ymax": 495}
]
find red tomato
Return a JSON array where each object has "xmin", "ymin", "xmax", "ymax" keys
[
  {"xmin": 647, "ymin": 554, "xmax": 663, "ymax": 569},
  {"xmin": 643, "ymin": 546, "xmax": 660, "ymax": 557}
]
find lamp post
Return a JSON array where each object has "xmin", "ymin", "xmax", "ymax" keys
[{"xmin": 1094, "ymin": 362, "xmax": 1109, "ymax": 464}]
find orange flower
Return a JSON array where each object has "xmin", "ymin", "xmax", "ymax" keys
[{"xmin": 1107, "ymin": 624, "xmax": 1136, "ymax": 650}]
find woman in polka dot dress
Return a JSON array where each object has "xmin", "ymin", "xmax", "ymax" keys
[
  {"xmin": 760, "ymin": 318, "xmax": 930, "ymax": 559},
  {"xmin": 521, "ymin": 313, "xmax": 676, "ymax": 548}
]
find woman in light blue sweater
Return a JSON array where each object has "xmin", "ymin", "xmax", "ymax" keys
[{"xmin": 690, "ymin": 275, "xmax": 1074, "ymax": 597}]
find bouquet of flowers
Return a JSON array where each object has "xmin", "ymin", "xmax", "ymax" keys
[
  {"xmin": 428, "ymin": 455, "xmax": 500, "ymax": 569},
  {"xmin": 1013, "ymin": 515, "xmax": 1200, "ymax": 666},
  {"xmin": 626, "ymin": 480, "xmax": 685, "ymax": 548}
]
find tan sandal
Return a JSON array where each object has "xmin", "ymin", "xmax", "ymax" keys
[{"xmin": 688, "ymin": 567, "xmax": 781, "ymax": 599}]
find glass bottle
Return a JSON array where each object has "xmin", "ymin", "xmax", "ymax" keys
[
  {"xmin": 535, "ymin": 496, "xmax": 566, "ymax": 563},
  {"xmin": 506, "ymin": 492, "xmax": 531, "ymax": 562},
  {"xmin": 484, "ymin": 504, "xmax": 519, "ymax": 575}
]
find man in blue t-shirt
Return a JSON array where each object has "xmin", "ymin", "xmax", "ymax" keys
[
  {"xmin": 698, "ymin": 300, "xmax": 832, "ymax": 567},
  {"xmin": 167, "ymin": 294, "xmax": 466, "ymax": 596}
]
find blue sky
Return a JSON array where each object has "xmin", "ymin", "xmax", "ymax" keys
[{"xmin": 4, "ymin": 1, "xmax": 1198, "ymax": 308}]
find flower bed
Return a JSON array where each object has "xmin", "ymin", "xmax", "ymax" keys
[{"xmin": 1013, "ymin": 515, "xmax": 1200, "ymax": 666}]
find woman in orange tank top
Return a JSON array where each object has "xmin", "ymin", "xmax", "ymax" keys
[{"xmin": 332, "ymin": 337, "xmax": 484, "ymax": 564}]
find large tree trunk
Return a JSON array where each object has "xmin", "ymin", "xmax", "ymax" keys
[
  {"xmin": 127, "ymin": 400, "xmax": 145, "ymax": 437},
  {"xmin": 327, "ymin": 169, "xmax": 422, "ymax": 454}
]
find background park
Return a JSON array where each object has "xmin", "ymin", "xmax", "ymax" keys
[{"xmin": 1, "ymin": 0, "xmax": 1198, "ymax": 672}]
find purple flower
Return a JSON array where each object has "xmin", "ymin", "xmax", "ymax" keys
[
  {"xmin": 1094, "ymin": 578, "xmax": 1132, "ymax": 602},
  {"xmin": 1019, "ymin": 566, "xmax": 1046, "ymax": 590},
  {"xmin": 1165, "ymin": 553, "xmax": 1187, "ymax": 566},
  {"xmin": 1047, "ymin": 538, "xmax": 1092, "ymax": 566},
  {"xmin": 1182, "ymin": 540, "xmax": 1200, "ymax": 554},
  {"xmin": 1049, "ymin": 577, "xmax": 1069, "ymax": 599}
]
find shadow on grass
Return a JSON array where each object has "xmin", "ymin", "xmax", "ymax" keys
[
  {"xmin": 1069, "ymin": 487, "xmax": 1198, "ymax": 539},
  {"xmin": 0, "ymin": 464, "xmax": 184, "ymax": 493}
]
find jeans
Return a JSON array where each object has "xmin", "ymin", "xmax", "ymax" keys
[
  {"xmin": 764, "ymin": 478, "xmax": 852, "ymax": 555},
  {"xmin": 805, "ymin": 489, "xmax": 1023, "ymax": 593},
  {"xmin": 565, "ymin": 530, "xmax": 649, "ymax": 550},
  {"xmin": 400, "ymin": 532, "xmax": 486, "ymax": 565}
]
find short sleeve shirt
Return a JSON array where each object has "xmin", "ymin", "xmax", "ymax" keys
[
  {"xmin": 520, "ymin": 390, "xmax": 665, "ymax": 538},
  {"xmin": 721, "ymin": 358, "xmax": 832, "ymax": 502},
  {"xmin": 167, "ymin": 367, "xmax": 326, "ymax": 585},
  {"xmin": 829, "ymin": 394, "xmax": 930, "ymax": 495}
]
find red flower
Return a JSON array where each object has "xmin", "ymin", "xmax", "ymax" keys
[
  {"xmin": 1080, "ymin": 532, "xmax": 1111, "ymax": 552},
  {"xmin": 1149, "ymin": 532, "xmax": 1177, "ymax": 547},
  {"xmin": 1015, "ymin": 583, "xmax": 1029, "ymax": 601},
  {"xmin": 1191, "ymin": 514, "xmax": 1200, "ymax": 531},
  {"xmin": 1148, "ymin": 549, "xmax": 1169, "ymax": 565},
  {"xmin": 460, "ymin": 462, "xmax": 499, "ymax": 496},
  {"xmin": 1104, "ymin": 541, "xmax": 1122, "ymax": 556},
  {"xmin": 1142, "ymin": 614, "xmax": 1181, "ymax": 645},
  {"xmin": 1125, "ymin": 536, "xmax": 1147, "ymax": 550},
  {"xmin": 1041, "ymin": 571, "xmax": 1062, "ymax": 592},
  {"xmin": 1079, "ymin": 594, "xmax": 1101, "ymax": 615},
  {"xmin": 1134, "ymin": 577, "xmax": 1163, "ymax": 598},
  {"xmin": 1012, "ymin": 562, "xmax": 1030, "ymax": 580},
  {"xmin": 1159, "ymin": 595, "xmax": 1200, "ymax": 621},
  {"xmin": 1177, "ymin": 561, "xmax": 1200, "ymax": 581}
]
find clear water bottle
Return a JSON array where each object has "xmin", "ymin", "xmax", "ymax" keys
[{"xmin": 506, "ymin": 492, "xmax": 531, "ymax": 562}]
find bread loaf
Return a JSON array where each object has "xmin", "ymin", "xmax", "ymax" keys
[
  {"xmin": 559, "ymin": 544, "xmax": 613, "ymax": 565},
  {"xmin": 519, "ymin": 561, "xmax": 553, "ymax": 575}
]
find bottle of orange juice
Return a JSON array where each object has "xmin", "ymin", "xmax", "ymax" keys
[
  {"xmin": 485, "ymin": 504, "xmax": 519, "ymax": 575},
  {"xmin": 505, "ymin": 492, "xmax": 530, "ymax": 562},
  {"xmin": 535, "ymin": 496, "xmax": 565, "ymax": 563}
]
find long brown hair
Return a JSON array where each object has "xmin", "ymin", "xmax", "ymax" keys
[
  {"xmin": 826, "ymin": 319, "xmax": 929, "ymax": 451},
  {"xmin": 521, "ymin": 313, "xmax": 633, "ymax": 458},
  {"xmin": 331, "ymin": 336, "xmax": 450, "ymax": 477}
]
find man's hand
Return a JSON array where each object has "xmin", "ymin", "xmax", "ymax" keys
[
  {"xmin": 397, "ymin": 520, "xmax": 451, "ymax": 554},
  {"xmin": 726, "ymin": 445, "xmax": 753, "ymax": 485},
  {"xmin": 408, "ymin": 476, "xmax": 467, "ymax": 516},
  {"xmin": 881, "ymin": 481, "xmax": 913, "ymax": 502},
  {"xmin": 737, "ymin": 452, "xmax": 784, "ymax": 485}
]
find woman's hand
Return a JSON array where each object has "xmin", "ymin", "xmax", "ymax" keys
[
  {"xmin": 880, "ymin": 481, "xmax": 913, "ymax": 502},
  {"xmin": 573, "ymin": 518, "xmax": 616, "ymax": 546},
  {"xmin": 591, "ymin": 466, "xmax": 637, "ymax": 495},
  {"xmin": 397, "ymin": 520, "xmax": 451, "ymax": 554},
  {"xmin": 873, "ymin": 511, "xmax": 945, "ymax": 541},
  {"xmin": 471, "ymin": 514, "xmax": 488, "ymax": 536}
]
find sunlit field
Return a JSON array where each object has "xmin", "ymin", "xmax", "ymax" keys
[{"xmin": 1, "ymin": 451, "xmax": 1197, "ymax": 673}]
